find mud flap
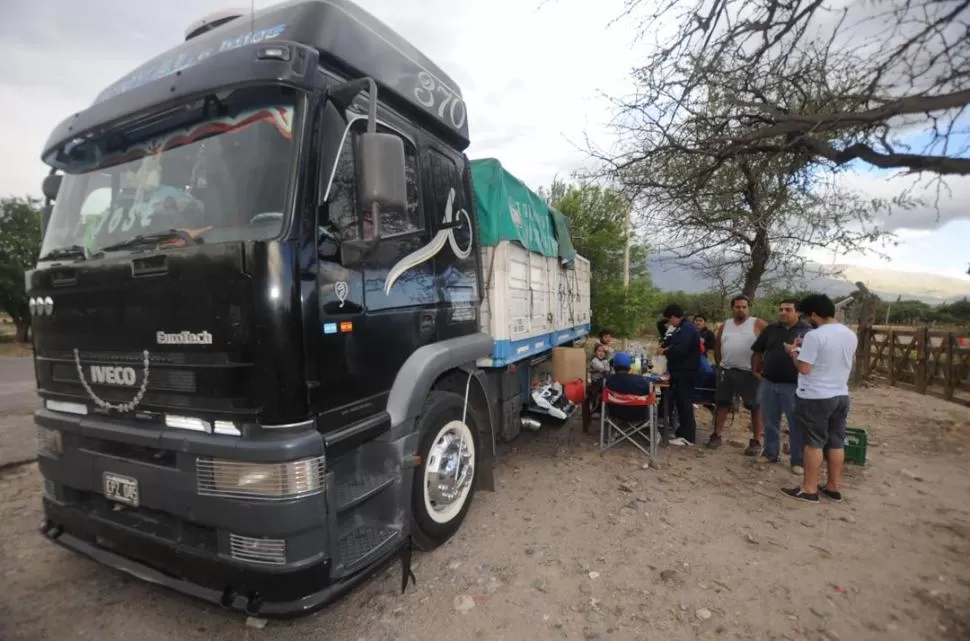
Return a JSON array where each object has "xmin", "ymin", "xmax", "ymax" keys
[
  {"xmin": 477, "ymin": 423, "xmax": 496, "ymax": 492},
  {"xmin": 399, "ymin": 536, "xmax": 417, "ymax": 594}
]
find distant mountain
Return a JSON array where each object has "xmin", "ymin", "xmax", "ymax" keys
[{"xmin": 647, "ymin": 257, "xmax": 970, "ymax": 304}]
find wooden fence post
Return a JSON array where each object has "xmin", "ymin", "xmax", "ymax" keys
[
  {"xmin": 944, "ymin": 332, "xmax": 956, "ymax": 401},
  {"xmin": 852, "ymin": 326, "xmax": 868, "ymax": 386},
  {"xmin": 851, "ymin": 283, "xmax": 874, "ymax": 385},
  {"xmin": 889, "ymin": 329, "xmax": 896, "ymax": 386},
  {"xmin": 916, "ymin": 326, "xmax": 929, "ymax": 395}
]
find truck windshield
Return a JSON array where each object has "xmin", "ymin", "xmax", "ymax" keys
[{"xmin": 40, "ymin": 86, "xmax": 303, "ymax": 260}]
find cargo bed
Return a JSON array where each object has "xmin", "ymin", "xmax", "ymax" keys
[{"xmin": 478, "ymin": 241, "xmax": 591, "ymax": 367}]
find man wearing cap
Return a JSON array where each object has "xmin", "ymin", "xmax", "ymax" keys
[{"xmin": 605, "ymin": 352, "xmax": 652, "ymax": 396}]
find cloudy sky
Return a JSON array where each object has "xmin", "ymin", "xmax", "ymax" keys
[{"xmin": 0, "ymin": 0, "xmax": 967, "ymax": 283}]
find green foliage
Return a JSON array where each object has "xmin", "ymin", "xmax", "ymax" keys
[
  {"xmin": 591, "ymin": 279, "xmax": 661, "ymax": 338},
  {"xmin": 548, "ymin": 180, "xmax": 658, "ymax": 337},
  {"xmin": 547, "ymin": 180, "xmax": 648, "ymax": 280},
  {"xmin": 648, "ymin": 291, "xmax": 729, "ymax": 321},
  {"xmin": 874, "ymin": 296, "xmax": 970, "ymax": 326},
  {"xmin": 0, "ymin": 196, "xmax": 42, "ymax": 341}
]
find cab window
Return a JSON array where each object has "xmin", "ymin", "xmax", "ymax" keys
[{"xmin": 326, "ymin": 120, "xmax": 421, "ymax": 241}]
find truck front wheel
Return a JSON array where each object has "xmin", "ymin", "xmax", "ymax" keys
[{"xmin": 411, "ymin": 391, "xmax": 480, "ymax": 550}]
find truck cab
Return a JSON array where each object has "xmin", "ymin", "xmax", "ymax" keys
[{"xmin": 30, "ymin": 0, "xmax": 589, "ymax": 618}]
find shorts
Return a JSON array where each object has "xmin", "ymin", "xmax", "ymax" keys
[
  {"xmin": 795, "ymin": 395, "xmax": 850, "ymax": 450},
  {"xmin": 715, "ymin": 368, "xmax": 760, "ymax": 410}
]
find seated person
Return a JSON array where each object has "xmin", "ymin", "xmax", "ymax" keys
[
  {"xmin": 694, "ymin": 349, "xmax": 717, "ymax": 401},
  {"xmin": 589, "ymin": 344, "xmax": 611, "ymax": 384},
  {"xmin": 605, "ymin": 352, "xmax": 651, "ymax": 396},
  {"xmin": 604, "ymin": 352, "xmax": 653, "ymax": 424}
]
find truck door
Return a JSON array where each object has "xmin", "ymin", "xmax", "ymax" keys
[
  {"xmin": 418, "ymin": 144, "xmax": 480, "ymax": 341},
  {"xmin": 315, "ymin": 110, "xmax": 438, "ymax": 426}
]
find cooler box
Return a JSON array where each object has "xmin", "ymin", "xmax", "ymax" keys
[{"xmin": 844, "ymin": 427, "xmax": 868, "ymax": 465}]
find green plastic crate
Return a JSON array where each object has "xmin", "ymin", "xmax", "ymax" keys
[{"xmin": 844, "ymin": 427, "xmax": 868, "ymax": 465}]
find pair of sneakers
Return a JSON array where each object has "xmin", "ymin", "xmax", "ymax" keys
[
  {"xmin": 707, "ymin": 433, "xmax": 762, "ymax": 457},
  {"xmin": 781, "ymin": 485, "xmax": 843, "ymax": 503},
  {"xmin": 756, "ymin": 456, "xmax": 805, "ymax": 476}
]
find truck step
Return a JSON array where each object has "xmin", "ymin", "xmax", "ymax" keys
[
  {"xmin": 334, "ymin": 523, "xmax": 401, "ymax": 577},
  {"xmin": 335, "ymin": 472, "xmax": 398, "ymax": 513}
]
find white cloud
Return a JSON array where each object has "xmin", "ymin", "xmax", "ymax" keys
[
  {"xmin": 0, "ymin": 0, "xmax": 639, "ymax": 197},
  {"xmin": 836, "ymin": 170, "xmax": 970, "ymax": 232}
]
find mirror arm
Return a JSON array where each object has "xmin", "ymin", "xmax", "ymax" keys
[
  {"xmin": 364, "ymin": 78, "xmax": 378, "ymax": 135},
  {"xmin": 363, "ymin": 78, "xmax": 379, "ymax": 239}
]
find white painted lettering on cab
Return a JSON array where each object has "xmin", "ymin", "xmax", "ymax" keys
[{"xmin": 156, "ymin": 330, "xmax": 213, "ymax": 346}]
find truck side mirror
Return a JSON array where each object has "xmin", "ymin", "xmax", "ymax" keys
[
  {"xmin": 40, "ymin": 173, "xmax": 61, "ymax": 238},
  {"xmin": 356, "ymin": 132, "xmax": 407, "ymax": 240},
  {"xmin": 42, "ymin": 173, "xmax": 61, "ymax": 201}
]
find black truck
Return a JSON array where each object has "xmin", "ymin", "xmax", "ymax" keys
[{"xmin": 29, "ymin": 0, "xmax": 590, "ymax": 617}]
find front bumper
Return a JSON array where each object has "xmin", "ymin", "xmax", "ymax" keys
[
  {"xmin": 35, "ymin": 407, "xmax": 395, "ymax": 617},
  {"xmin": 40, "ymin": 501, "xmax": 399, "ymax": 617}
]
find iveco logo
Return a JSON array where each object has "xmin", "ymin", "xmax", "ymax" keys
[
  {"xmin": 89, "ymin": 365, "xmax": 138, "ymax": 387},
  {"xmin": 28, "ymin": 296, "xmax": 54, "ymax": 316}
]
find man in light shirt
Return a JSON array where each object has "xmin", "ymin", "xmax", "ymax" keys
[
  {"xmin": 781, "ymin": 294, "xmax": 859, "ymax": 504},
  {"xmin": 711, "ymin": 295, "xmax": 767, "ymax": 455}
]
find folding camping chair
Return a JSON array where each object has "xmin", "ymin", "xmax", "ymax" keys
[{"xmin": 599, "ymin": 379, "xmax": 658, "ymax": 461}]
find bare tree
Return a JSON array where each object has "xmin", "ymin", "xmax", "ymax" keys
[
  {"xmin": 629, "ymin": 147, "xmax": 896, "ymax": 298},
  {"xmin": 596, "ymin": 52, "xmax": 903, "ymax": 299},
  {"xmin": 611, "ymin": 0, "xmax": 970, "ymax": 177}
]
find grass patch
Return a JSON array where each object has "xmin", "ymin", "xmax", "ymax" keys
[{"xmin": 0, "ymin": 321, "xmax": 31, "ymax": 356}]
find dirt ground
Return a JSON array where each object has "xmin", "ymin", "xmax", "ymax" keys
[{"xmin": 1, "ymin": 384, "xmax": 969, "ymax": 641}]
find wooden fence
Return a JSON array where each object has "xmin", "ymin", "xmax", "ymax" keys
[{"xmin": 856, "ymin": 325, "xmax": 970, "ymax": 405}]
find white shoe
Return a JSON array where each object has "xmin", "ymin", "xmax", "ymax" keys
[{"xmin": 669, "ymin": 437, "xmax": 693, "ymax": 447}]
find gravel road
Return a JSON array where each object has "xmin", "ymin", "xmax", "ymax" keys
[
  {"xmin": 2, "ymin": 385, "xmax": 969, "ymax": 641},
  {"xmin": 0, "ymin": 356, "xmax": 37, "ymax": 469}
]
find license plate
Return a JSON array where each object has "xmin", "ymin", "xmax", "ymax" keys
[{"xmin": 103, "ymin": 472, "xmax": 139, "ymax": 507}]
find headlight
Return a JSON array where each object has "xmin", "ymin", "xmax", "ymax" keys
[
  {"xmin": 46, "ymin": 400, "xmax": 88, "ymax": 416},
  {"xmin": 165, "ymin": 415, "xmax": 241, "ymax": 436},
  {"xmin": 196, "ymin": 456, "xmax": 325, "ymax": 500},
  {"xmin": 37, "ymin": 427, "xmax": 62, "ymax": 457}
]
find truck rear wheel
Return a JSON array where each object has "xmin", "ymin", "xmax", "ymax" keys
[{"xmin": 411, "ymin": 391, "xmax": 480, "ymax": 550}]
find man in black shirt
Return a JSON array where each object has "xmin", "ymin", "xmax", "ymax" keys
[
  {"xmin": 658, "ymin": 303, "xmax": 701, "ymax": 445},
  {"xmin": 750, "ymin": 298, "xmax": 812, "ymax": 472}
]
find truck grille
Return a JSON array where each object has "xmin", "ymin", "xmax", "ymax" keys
[
  {"xmin": 51, "ymin": 363, "xmax": 197, "ymax": 393},
  {"xmin": 36, "ymin": 349, "xmax": 255, "ymax": 413},
  {"xmin": 228, "ymin": 533, "xmax": 287, "ymax": 566}
]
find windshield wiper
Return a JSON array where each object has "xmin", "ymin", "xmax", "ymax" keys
[
  {"xmin": 38, "ymin": 245, "xmax": 87, "ymax": 262},
  {"xmin": 97, "ymin": 229, "xmax": 205, "ymax": 254}
]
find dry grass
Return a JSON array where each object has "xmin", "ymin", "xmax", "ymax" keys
[{"xmin": 0, "ymin": 322, "xmax": 32, "ymax": 358}]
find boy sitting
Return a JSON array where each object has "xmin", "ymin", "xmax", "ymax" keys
[{"xmin": 590, "ymin": 343, "xmax": 611, "ymax": 384}]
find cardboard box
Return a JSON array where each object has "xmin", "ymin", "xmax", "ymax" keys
[{"xmin": 552, "ymin": 346, "xmax": 587, "ymax": 383}]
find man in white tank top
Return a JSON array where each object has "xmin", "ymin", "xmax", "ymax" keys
[{"xmin": 711, "ymin": 295, "xmax": 767, "ymax": 455}]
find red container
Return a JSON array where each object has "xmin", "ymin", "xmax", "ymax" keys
[{"xmin": 563, "ymin": 379, "xmax": 586, "ymax": 404}]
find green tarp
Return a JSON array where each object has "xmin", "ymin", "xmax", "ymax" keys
[{"xmin": 470, "ymin": 158, "xmax": 577, "ymax": 267}]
